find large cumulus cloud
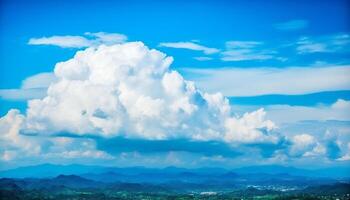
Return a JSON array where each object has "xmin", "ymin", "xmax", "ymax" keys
[
  {"xmin": 2, "ymin": 41, "xmax": 348, "ymax": 166},
  {"xmin": 12, "ymin": 42, "xmax": 276, "ymax": 144}
]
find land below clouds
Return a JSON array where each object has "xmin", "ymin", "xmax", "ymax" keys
[{"xmin": 0, "ymin": 164, "xmax": 349, "ymax": 195}]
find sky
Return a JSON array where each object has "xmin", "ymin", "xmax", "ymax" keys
[{"xmin": 0, "ymin": 0, "xmax": 350, "ymax": 170}]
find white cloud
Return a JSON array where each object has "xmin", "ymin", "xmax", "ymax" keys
[
  {"xmin": 221, "ymin": 41, "xmax": 276, "ymax": 61},
  {"xmin": 194, "ymin": 56, "xmax": 213, "ymax": 61},
  {"xmin": 290, "ymin": 134, "xmax": 315, "ymax": 150},
  {"xmin": 297, "ymin": 37, "xmax": 328, "ymax": 54},
  {"xmin": 85, "ymin": 32, "xmax": 127, "ymax": 45},
  {"xmin": 297, "ymin": 43, "xmax": 327, "ymax": 54},
  {"xmin": 43, "ymin": 136, "xmax": 114, "ymax": 160},
  {"xmin": 289, "ymin": 134, "xmax": 324, "ymax": 157},
  {"xmin": 3, "ymin": 40, "xmax": 350, "ymax": 166},
  {"xmin": 296, "ymin": 34, "xmax": 350, "ymax": 54},
  {"xmin": 45, "ymin": 150, "xmax": 113, "ymax": 159},
  {"xmin": 224, "ymin": 108, "xmax": 278, "ymax": 143},
  {"xmin": 0, "ymin": 72, "xmax": 56, "ymax": 100},
  {"xmin": 265, "ymin": 99, "xmax": 350, "ymax": 124},
  {"xmin": 21, "ymin": 72, "xmax": 56, "ymax": 89},
  {"xmin": 331, "ymin": 98, "xmax": 350, "ymax": 110},
  {"xmin": 181, "ymin": 65, "xmax": 350, "ymax": 96},
  {"xmin": 338, "ymin": 154, "xmax": 350, "ymax": 161},
  {"xmin": 225, "ymin": 41, "xmax": 263, "ymax": 49},
  {"xmin": 274, "ymin": 20, "xmax": 308, "ymax": 31},
  {"xmin": 159, "ymin": 42, "xmax": 219, "ymax": 54},
  {"xmin": 0, "ymin": 109, "xmax": 113, "ymax": 162},
  {"xmin": 29, "ymin": 36, "xmax": 92, "ymax": 48},
  {"xmin": 28, "ymin": 32, "xmax": 127, "ymax": 48},
  {"xmin": 0, "ymin": 109, "xmax": 41, "ymax": 161},
  {"xmin": 222, "ymin": 49, "xmax": 275, "ymax": 61},
  {"xmin": 337, "ymin": 142, "xmax": 350, "ymax": 161},
  {"xmin": 0, "ymin": 88, "xmax": 47, "ymax": 101},
  {"xmin": 4, "ymin": 42, "xmax": 276, "ymax": 145}
]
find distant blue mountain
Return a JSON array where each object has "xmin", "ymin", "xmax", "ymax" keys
[
  {"xmin": 0, "ymin": 164, "xmax": 348, "ymax": 193},
  {"xmin": 0, "ymin": 164, "xmax": 227, "ymax": 179},
  {"xmin": 233, "ymin": 165, "xmax": 350, "ymax": 178},
  {"xmin": 0, "ymin": 164, "xmax": 105, "ymax": 178},
  {"xmin": 0, "ymin": 164, "xmax": 348, "ymax": 181}
]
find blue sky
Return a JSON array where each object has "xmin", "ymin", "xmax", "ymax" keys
[{"xmin": 0, "ymin": 0, "xmax": 350, "ymax": 170}]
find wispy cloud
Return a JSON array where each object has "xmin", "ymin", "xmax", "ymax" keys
[
  {"xmin": 0, "ymin": 88, "xmax": 48, "ymax": 101},
  {"xmin": 28, "ymin": 32, "xmax": 127, "ymax": 48},
  {"xmin": 84, "ymin": 32, "xmax": 127, "ymax": 45},
  {"xmin": 225, "ymin": 41, "xmax": 263, "ymax": 49},
  {"xmin": 296, "ymin": 34, "xmax": 350, "ymax": 54},
  {"xmin": 220, "ymin": 33, "xmax": 350, "ymax": 63},
  {"xmin": 265, "ymin": 99, "xmax": 350, "ymax": 124},
  {"xmin": 21, "ymin": 72, "xmax": 56, "ymax": 89},
  {"xmin": 29, "ymin": 36, "xmax": 91, "ymax": 48},
  {"xmin": 221, "ymin": 41, "xmax": 278, "ymax": 61},
  {"xmin": 159, "ymin": 42, "xmax": 220, "ymax": 54},
  {"xmin": 297, "ymin": 37, "xmax": 329, "ymax": 54},
  {"xmin": 0, "ymin": 73, "xmax": 56, "ymax": 100},
  {"xmin": 181, "ymin": 65, "xmax": 350, "ymax": 96},
  {"xmin": 221, "ymin": 49, "xmax": 275, "ymax": 61},
  {"xmin": 194, "ymin": 56, "xmax": 213, "ymax": 61},
  {"xmin": 274, "ymin": 20, "xmax": 309, "ymax": 31}
]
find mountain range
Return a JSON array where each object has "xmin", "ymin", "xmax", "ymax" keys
[
  {"xmin": 1, "ymin": 164, "xmax": 349, "ymax": 180},
  {"xmin": 1, "ymin": 164, "xmax": 349, "ymax": 199}
]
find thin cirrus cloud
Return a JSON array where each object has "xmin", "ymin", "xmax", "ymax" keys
[
  {"xmin": 274, "ymin": 19, "xmax": 309, "ymax": 31},
  {"xmin": 28, "ymin": 32, "xmax": 127, "ymax": 48},
  {"xmin": 181, "ymin": 65, "xmax": 350, "ymax": 96},
  {"xmin": 220, "ymin": 41, "xmax": 280, "ymax": 61},
  {"xmin": 296, "ymin": 34, "xmax": 350, "ymax": 54},
  {"xmin": 230, "ymin": 99, "xmax": 350, "ymax": 125},
  {"xmin": 193, "ymin": 56, "xmax": 213, "ymax": 61},
  {"xmin": 221, "ymin": 33, "xmax": 350, "ymax": 62},
  {"xmin": 159, "ymin": 40, "xmax": 279, "ymax": 62},
  {"xmin": 157, "ymin": 33, "xmax": 350, "ymax": 62},
  {"xmin": 159, "ymin": 40, "xmax": 281, "ymax": 62},
  {"xmin": 0, "ymin": 72, "xmax": 56, "ymax": 101},
  {"xmin": 265, "ymin": 99, "xmax": 350, "ymax": 124},
  {"xmin": 159, "ymin": 41, "xmax": 220, "ymax": 55}
]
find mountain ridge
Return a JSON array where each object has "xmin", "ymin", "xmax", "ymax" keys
[{"xmin": 0, "ymin": 163, "xmax": 349, "ymax": 179}]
